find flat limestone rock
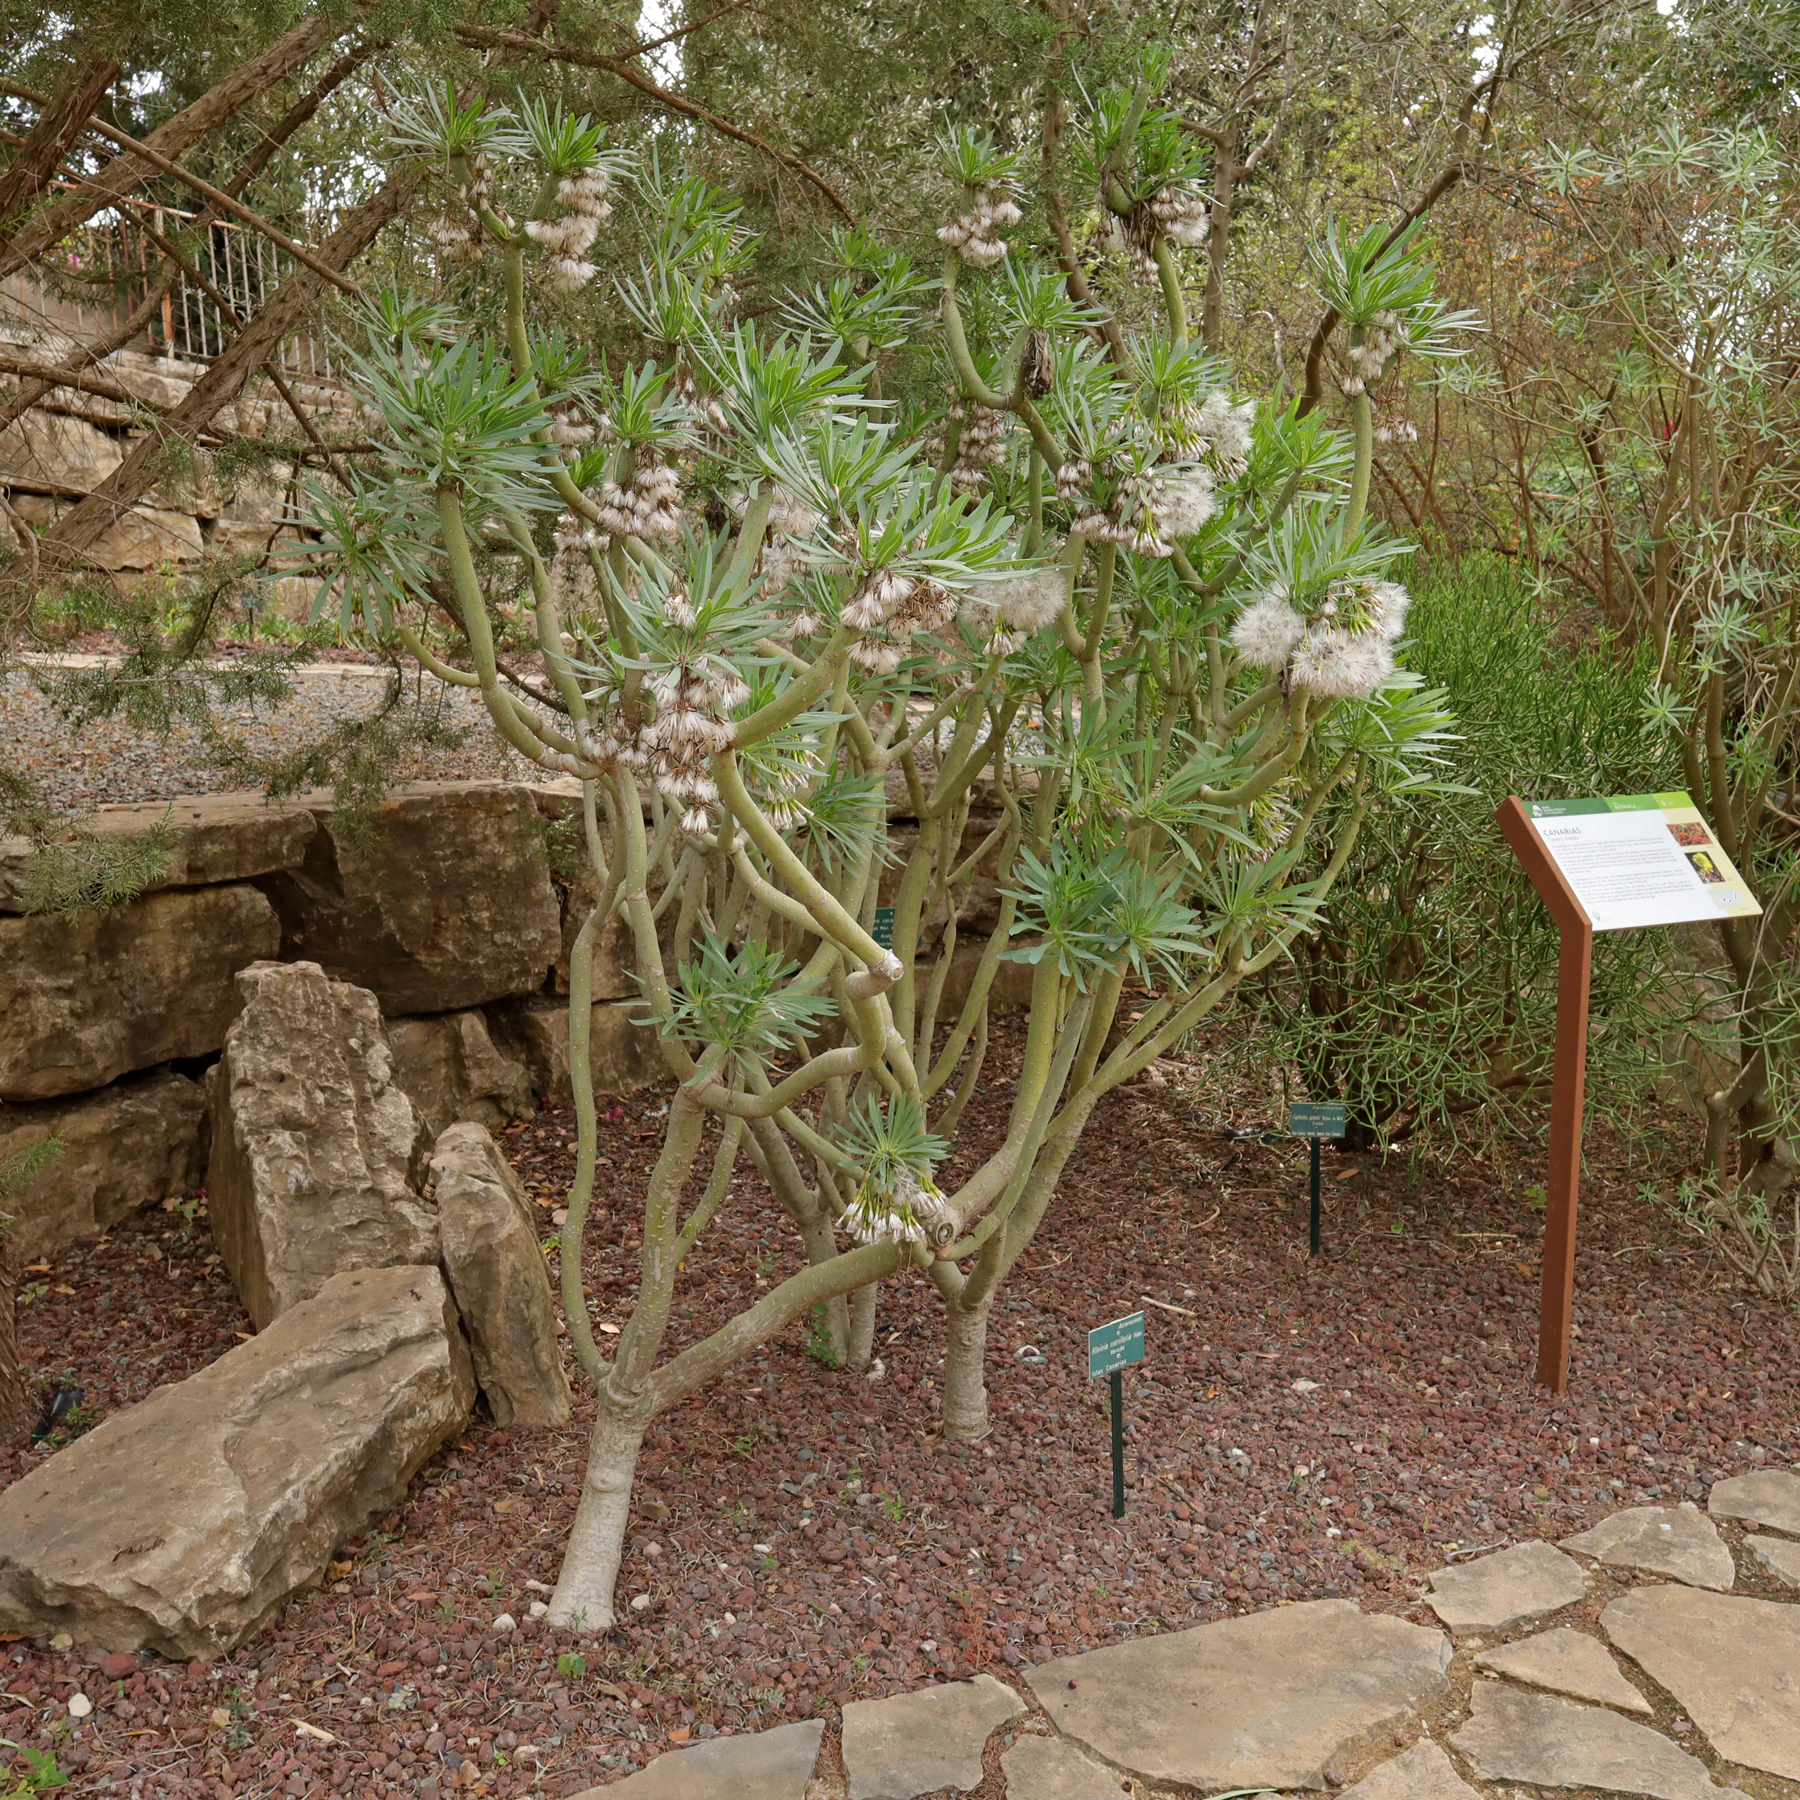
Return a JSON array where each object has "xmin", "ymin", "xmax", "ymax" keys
[
  {"xmin": 262, "ymin": 782, "xmax": 560, "ymax": 1014},
  {"xmin": 1749, "ymin": 1535, "xmax": 1800, "ymax": 1588},
  {"xmin": 207, "ymin": 962, "xmax": 438, "ymax": 1328},
  {"xmin": 1711, "ymin": 1470, "xmax": 1800, "ymax": 1538},
  {"xmin": 999, "ymin": 1735, "xmax": 1123, "ymax": 1800},
  {"xmin": 1026, "ymin": 1599, "xmax": 1451, "ymax": 1789},
  {"xmin": 0, "ymin": 1265, "xmax": 473, "ymax": 1657},
  {"xmin": 841, "ymin": 1674, "xmax": 1024, "ymax": 1800},
  {"xmin": 1340, "ymin": 1740, "xmax": 1481, "ymax": 1800},
  {"xmin": 1451, "ymin": 1682, "xmax": 1748, "ymax": 1800},
  {"xmin": 1425, "ymin": 1542, "xmax": 1588, "ymax": 1631},
  {"xmin": 431, "ymin": 1122, "xmax": 571, "ymax": 1427},
  {"xmin": 1474, "ymin": 1626, "xmax": 1652, "ymax": 1715},
  {"xmin": 1562, "ymin": 1504, "xmax": 1735, "ymax": 1591},
  {"xmin": 567, "ymin": 1720, "xmax": 822, "ymax": 1800},
  {"xmin": 0, "ymin": 1068, "xmax": 205, "ymax": 1259},
  {"xmin": 1603, "ymin": 1583, "xmax": 1800, "ymax": 1778},
  {"xmin": 0, "ymin": 791, "xmax": 315, "ymax": 911},
  {"xmin": 0, "ymin": 884, "xmax": 279, "ymax": 1100}
]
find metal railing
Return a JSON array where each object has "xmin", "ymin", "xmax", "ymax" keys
[{"xmin": 0, "ymin": 191, "xmax": 337, "ymax": 382}]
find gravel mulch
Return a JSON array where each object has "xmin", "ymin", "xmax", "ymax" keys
[
  {"xmin": 0, "ymin": 661, "xmax": 549, "ymax": 812},
  {"xmin": 1, "ymin": 1024, "xmax": 1794, "ymax": 1796}
]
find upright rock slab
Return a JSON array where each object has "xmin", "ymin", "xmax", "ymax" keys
[
  {"xmin": 385, "ymin": 1010, "xmax": 532, "ymax": 1140},
  {"xmin": 430, "ymin": 1122, "xmax": 570, "ymax": 1428},
  {"xmin": 1710, "ymin": 1469, "xmax": 1800, "ymax": 1538},
  {"xmin": 1562, "ymin": 1504, "xmax": 1735, "ymax": 1591},
  {"xmin": 1425, "ymin": 1542, "xmax": 1587, "ymax": 1632},
  {"xmin": 1451, "ymin": 1681, "xmax": 1747, "ymax": 1800},
  {"xmin": 261, "ymin": 782, "xmax": 560, "ymax": 1013},
  {"xmin": 1026, "ymin": 1600, "xmax": 1451, "ymax": 1789},
  {"xmin": 1603, "ymin": 1584, "xmax": 1800, "ymax": 1778},
  {"xmin": 0, "ymin": 884, "xmax": 278, "ymax": 1100},
  {"xmin": 0, "ymin": 1068, "xmax": 205, "ymax": 1258},
  {"xmin": 207, "ymin": 962, "xmax": 437, "ymax": 1328},
  {"xmin": 0, "ymin": 1265, "xmax": 473, "ymax": 1657}
]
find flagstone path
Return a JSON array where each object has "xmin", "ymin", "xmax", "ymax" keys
[{"xmin": 575, "ymin": 1471, "xmax": 1800, "ymax": 1799}]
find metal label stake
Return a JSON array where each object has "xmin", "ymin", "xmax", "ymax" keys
[
  {"xmin": 1289, "ymin": 1101, "xmax": 1346, "ymax": 1256},
  {"xmin": 1087, "ymin": 1311, "xmax": 1144, "ymax": 1518}
]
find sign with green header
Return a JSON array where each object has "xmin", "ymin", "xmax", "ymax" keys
[
  {"xmin": 1289, "ymin": 1101, "xmax": 1347, "ymax": 1139},
  {"xmin": 1087, "ymin": 1311, "xmax": 1145, "ymax": 1379}
]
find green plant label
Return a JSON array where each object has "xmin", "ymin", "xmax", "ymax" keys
[
  {"xmin": 1087, "ymin": 1311, "xmax": 1145, "ymax": 1378},
  {"xmin": 1289, "ymin": 1101, "xmax": 1347, "ymax": 1138},
  {"xmin": 871, "ymin": 906, "xmax": 896, "ymax": 948}
]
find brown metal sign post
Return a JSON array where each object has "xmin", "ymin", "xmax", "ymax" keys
[{"xmin": 1496, "ymin": 796, "xmax": 1593, "ymax": 1392}]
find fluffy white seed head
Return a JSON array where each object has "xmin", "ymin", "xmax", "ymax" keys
[
  {"xmin": 1289, "ymin": 628, "xmax": 1394, "ymax": 698},
  {"xmin": 992, "ymin": 570, "xmax": 1066, "ymax": 633},
  {"xmin": 1230, "ymin": 592, "xmax": 1308, "ymax": 668}
]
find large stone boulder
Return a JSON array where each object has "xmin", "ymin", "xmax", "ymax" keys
[
  {"xmin": 0, "ymin": 884, "xmax": 280, "ymax": 1100},
  {"xmin": 487, "ymin": 996, "xmax": 662, "ymax": 1101},
  {"xmin": 0, "ymin": 1264, "xmax": 474, "ymax": 1658},
  {"xmin": 0, "ymin": 791, "xmax": 314, "ymax": 911},
  {"xmin": 385, "ymin": 1010, "xmax": 533, "ymax": 1140},
  {"xmin": 259, "ymin": 781, "xmax": 561, "ymax": 1013},
  {"xmin": 430, "ymin": 1122, "xmax": 571, "ymax": 1427},
  {"xmin": 207, "ymin": 961, "xmax": 437, "ymax": 1329},
  {"xmin": 0, "ymin": 1069, "xmax": 205, "ymax": 1258}
]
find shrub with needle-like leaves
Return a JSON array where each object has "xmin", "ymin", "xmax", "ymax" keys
[{"xmin": 299, "ymin": 62, "xmax": 1465, "ymax": 1632}]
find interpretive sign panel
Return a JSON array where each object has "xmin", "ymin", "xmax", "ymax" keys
[{"xmin": 1523, "ymin": 792, "xmax": 1760, "ymax": 932}]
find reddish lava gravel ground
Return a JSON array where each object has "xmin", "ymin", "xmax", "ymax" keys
[{"xmin": 3, "ymin": 1023, "xmax": 1796, "ymax": 1796}]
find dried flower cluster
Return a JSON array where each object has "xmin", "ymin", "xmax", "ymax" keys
[
  {"xmin": 601, "ymin": 615, "xmax": 750, "ymax": 833},
  {"xmin": 595, "ymin": 458, "xmax": 681, "ymax": 541},
  {"xmin": 949, "ymin": 402, "xmax": 1010, "ymax": 493},
  {"xmin": 527, "ymin": 165, "xmax": 614, "ymax": 293},
  {"xmin": 1162, "ymin": 391, "xmax": 1256, "ymax": 476},
  {"xmin": 1148, "ymin": 183, "xmax": 1212, "ymax": 247},
  {"xmin": 937, "ymin": 184, "xmax": 1022, "ymax": 268},
  {"xmin": 1230, "ymin": 576, "xmax": 1412, "ymax": 699},
  {"xmin": 1074, "ymin": 465, "xmax": 1216, "ymax": 557},
  {"xmin": 1373, "ymin": 420, "xmax": 1420, "ymax": 445},
  {"xmin": 842, "ymin": 1166, "xmax": 957, "ymax": 1247},
  {"xmin": 1342, "ymin": 310, "xmax": 1405, "ymax": 396},
  {"xmin": 842, "ymin": 567, "xmax": 959, "ymax": 672}
]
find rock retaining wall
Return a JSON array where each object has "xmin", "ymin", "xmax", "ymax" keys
[{"xmin": 0, "ymin": 776, "xmax": 1025, "ymax": 1256}]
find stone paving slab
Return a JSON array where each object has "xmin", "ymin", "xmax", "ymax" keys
[
  {"xmin": 1710, "ymin": 1469, "xmax": 1800, "ymax": 1537},
  {"xmin": 1026, "ymin": 1598, "xmax": 1451, "ymax": 1789},
  {"xmin": 1450, "ymin": 1681, "xmax": 1750, "ymax": 1800},
  {"xmin": 1750, "ymin": 1534, "xmax": 1800, "ymax": 1588},
  {"xmin": 568, "ymin": 1719, "xmax": 822, "ymax": 1800},
  {"xmin": 999, "ymin": 1733, "xmax": 1125, "ymax": 1800},
  {"xmin": 841, "ymin": 1673, "xmax": 1024, "ymax": 1800},
  {"xmin": 1424, "ymin": 1542, "xmax": 1588, "ymax": 1632},
  {"xmin": 1339, "ymin": 1739, "xmax": 1481, "ymax": 1800},
  {"xmin": 1562, "ymin": 1504, "xmax": 1735, "ymax": 1591},
  {"xmin": 1474, "ymin": 1625, "xmax": 1652, "ymax": 1715},
  {"xmin": 1603, "ymin": 1583, "xmax": 1800, "ymax": 1778}
]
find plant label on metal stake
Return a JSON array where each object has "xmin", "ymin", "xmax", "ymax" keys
[
  {"xmin": 1289, "ymin": 1102, "xmax": 1346, "ymax": 1257},
  {"xmin": 1087, "ymin": 1311, "xmax": 1144, "ymax": 1518}
]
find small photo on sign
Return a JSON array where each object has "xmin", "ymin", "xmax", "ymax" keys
[
  {"xmin": 1667, "ymin": 821, "xmax": 1712, "ymax": 849},
  {"xmin": 1685, "ymin": 850, "xmax": 1725, "ymax": 885}
]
